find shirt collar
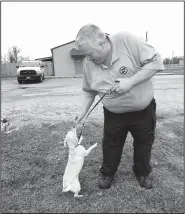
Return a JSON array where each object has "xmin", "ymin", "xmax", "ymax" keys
[{"xmin": 101, "ymin": 35, "xmax": 119, "ymax": 69}]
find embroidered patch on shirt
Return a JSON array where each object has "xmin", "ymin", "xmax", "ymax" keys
[{"xmin": 119, "ymin": 66, "xmax": 128, "ymax": 74}]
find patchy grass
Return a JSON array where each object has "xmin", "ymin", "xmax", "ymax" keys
[{"xmin": 1, "ymin": 80, "xmax": 184, "ymax": 213}]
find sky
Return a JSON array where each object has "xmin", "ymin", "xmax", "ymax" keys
[{"xmin": 1, "ymin": 2, "xmax": 184, "ymax": 60}]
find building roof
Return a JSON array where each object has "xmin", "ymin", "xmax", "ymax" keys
[
  {"xmin": 35, "ymin": 56, "xmax": 52, "ymax": 61},
  {"xmin": 51, "ymin": 40, "xmax": 84, "ymax": 57},
  {"xmin": 51, "ymin": 33, "xmax": 110, "ymax": 51},
  {"xmin": 51, "ymin": 40, "xmax": 75, "ymax": 51}
]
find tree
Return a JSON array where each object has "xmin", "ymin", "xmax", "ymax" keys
[
  {"xmin": 171, "ymin": 57, "xmax": 179, "ymax": 64},
  {"xmin": 18, "ymin": 56, "xmax": 30, "ymax": 62},
  {"xmin": 7, "ymin": 46, "xmax": 21, "ymax": 63},
  {"xmin": 1, "ymin": 54, "xmax": 7, "ymax": 64},
  {"xmin": 163, "ymin": 56, "xmax": 183, "ymax": 65},
  {"xmin": 3, "ymin": 46, "xmax": 31, "ymax": 64},
  {"xmin": 163, "ymin": 57, "xmax": 171, "ymax": 64}
]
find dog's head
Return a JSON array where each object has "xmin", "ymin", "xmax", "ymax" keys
[
  {"xmin": 1, "ymin": 118, "xmax": 12, "ymax": 132},
  {"xmin": 63, "ymin": 127, "xmax": 79, "ymax": 149}
]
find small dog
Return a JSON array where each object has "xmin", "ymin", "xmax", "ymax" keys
[
  {"xmin": 1, "ymin": 118, "xmax": 19, "ymax": 133},
  {"xmin": 62, "ymin": 126, "xmax": 97, "ymax": 197}
]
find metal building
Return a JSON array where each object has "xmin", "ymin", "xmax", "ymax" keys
[{"xmin": 51, "ymin": 41, "xmax": 84, "ymax": 77}]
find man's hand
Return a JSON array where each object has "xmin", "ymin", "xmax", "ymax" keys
[
  {"xmin": 110, "ymin": 78, "xmax": 134, "ymax": 95},
  {"xmin": 74, "ymin": 114, "xmax": 86, "ymax": 125}
]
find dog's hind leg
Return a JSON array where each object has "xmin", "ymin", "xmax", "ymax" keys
[
  {"xmin": 62, "ymin": 185, "xmax": 71, "ymax": 192},
  {"xmin": 72, "ymin": 178, "xmax": 83, "ymax": 197},
  {"xmin": 74, "ymin": 192, "xmax": 83, "ymax": 198}
]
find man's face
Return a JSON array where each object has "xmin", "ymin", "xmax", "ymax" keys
[{"xmin": 78, "ymin": 42, "xmax": 108, "ymax": 65}]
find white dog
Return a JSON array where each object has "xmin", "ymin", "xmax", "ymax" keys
[
  {"xmin": 62, "ymin": 127, "xmax": 97, "ymax": 197},
  {"xmin": 1, "ymin": 118, "xmax": 19, "ymax": 133}
]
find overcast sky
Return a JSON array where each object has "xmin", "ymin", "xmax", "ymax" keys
[{"xmin": 2, "ymin": 2, "xmax": 184, "ymax": 60}]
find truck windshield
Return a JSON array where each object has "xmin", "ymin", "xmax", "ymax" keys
[{"xmin": 20, "ymin": 61, "xmax": 40, "ymax": 67}]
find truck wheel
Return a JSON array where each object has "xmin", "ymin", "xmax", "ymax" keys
[{"xmin": 39, "ymin": 75, "xmax": 43, "ymax": 82}]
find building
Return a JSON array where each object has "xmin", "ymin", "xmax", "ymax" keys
[
  {"xmin": 37, "ymin": 34, "xmax": 108, "ymax": 77},
  {"xmin": 35, "ymin": 56, "xmax": 53, "ymax": 62},
  {"xmin": 51, "ymin": 41, "xmax": 85, "ymax": 77},
  {"xmin": 179, "ymin": 59, "xmax": 184, "ymax": 65},
  {"xmin": 35, "ymin": 56, "xmax": 54, "ymax": 76}
]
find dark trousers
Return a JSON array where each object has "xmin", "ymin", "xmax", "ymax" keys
[{"xmin": 100, "ymin": 98, "xmax": 156, "ymax": 177}]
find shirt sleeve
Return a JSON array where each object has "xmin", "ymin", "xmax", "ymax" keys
[
  {"xmin": 82, "ymin": 59, "xmax": 98, "ymax": 97},
  {"xmin": 123, "ymin": 32, "xmax": 165, "ymax": 71}
]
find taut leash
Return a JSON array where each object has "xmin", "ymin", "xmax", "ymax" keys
[{"xmin": 77, "ymin": 87, "xmax": 114, "ymax": 140}]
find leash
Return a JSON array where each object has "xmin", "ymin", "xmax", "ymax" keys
[{"xmin": 77, "ymin": 86, "xmax": 115, "ymax": 140}]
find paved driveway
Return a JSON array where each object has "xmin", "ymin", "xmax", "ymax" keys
[{"xmin": 1, "ymin": 75, "xmax": 184, "ymax": 103}]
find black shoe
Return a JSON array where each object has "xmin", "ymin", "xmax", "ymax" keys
[
  {"xmin": 135, "ymin": 175, "xmax": 153, "ymax": 189},
  {"xmin": 99, "ymin": 175, "xmax": 114, "ymax": 189}
]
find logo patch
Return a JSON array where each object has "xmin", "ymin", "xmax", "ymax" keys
[{"xmin": 119, "ymin": 66, "xmax": 128, "ymax": 75}]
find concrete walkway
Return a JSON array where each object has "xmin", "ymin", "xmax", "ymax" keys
[{"xmin": 1, "ymin": 72, "xmax": 183, "ymax": 80}]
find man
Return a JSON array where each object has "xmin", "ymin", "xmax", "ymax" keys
[{"xmin": 74, "ymin": 24, "xmax": 165, "ymax": 189}]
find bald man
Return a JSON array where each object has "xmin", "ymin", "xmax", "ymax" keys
[{"xmin": 74, "ymin": 24, "xmax": 165, "ymax": 189}]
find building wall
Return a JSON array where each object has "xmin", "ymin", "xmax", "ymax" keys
[
  {"xmin": 1, "ymin": 63, "xmax": 17, "ymax": 78},
  {"xmin": 41, "ymin": 61, "xmax": 53, "ymax": 76},
  {"xmin": 73, "ymin": 57, "xmax": 84, "ymax": 76},
  {"xmin": 52, "ymin": 42, "xmax": 76, "ymax": 77},
  {"xmin": 179, "ymin": 59, "xmax": 184, "ymax": 65}
]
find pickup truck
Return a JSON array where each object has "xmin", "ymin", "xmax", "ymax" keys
[{"xmin": 16, "ymin": 60, "xmax": 45, "ymax": 84}]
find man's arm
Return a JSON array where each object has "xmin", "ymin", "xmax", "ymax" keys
[
  {"xmin": 75, "ymin": 58, "xmax": 97, "ymax": 123},
  {"xmin": 112, "ymin": 32, "xmax": 165, "ymax": 94},
  {"xmin": 113, "ymin": 68, "xmax": 157, "ymax": 94},
  {"xmin": 129, "ymin": 68, "xmax": 157, "ymax": 87},
  {"xmin": 123, "ymin": 31, "xmax": 165, "ymax": 71},
  {"xmin": 75, "ymin": 91, "xmax": 95, "ymax": 124}
]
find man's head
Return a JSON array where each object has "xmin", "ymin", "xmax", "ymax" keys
[{"xmin": 75, "ymin": 24, "xmax": 111, "ymax": 65}]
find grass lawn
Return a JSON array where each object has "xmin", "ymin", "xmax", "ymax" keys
[{"xmin": 1, "ymin": 79, "xmax": 184, "ymax": 213}]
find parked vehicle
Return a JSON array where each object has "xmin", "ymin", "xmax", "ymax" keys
[{"xmin": 16, "ymin": 60, "xmax": 45, "ymax": 84}]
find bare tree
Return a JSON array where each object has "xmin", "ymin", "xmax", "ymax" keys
[
  {"xmin": 7, "ymin": 46, "xmax": 21, "ymax": 63},
  {"xmin": 18, "ymin": 56, "xmax": 30, "ymax": 62},
  {"xmin": 1, "ymin": 54, "xmax": 7, "ymax": 64},
  {"xmin": 163, "ymin": 57, "xmax": 171, "ymax": 65}
]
